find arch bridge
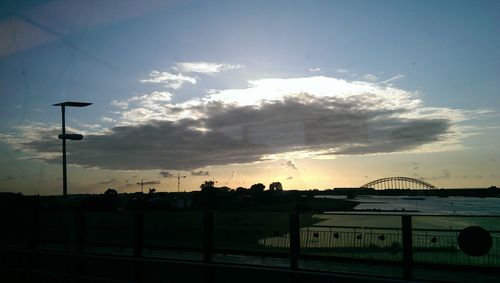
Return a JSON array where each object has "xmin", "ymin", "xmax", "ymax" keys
[{"xmin": 361, "ymin": 176, "xmax": 437, "ymax": 190}]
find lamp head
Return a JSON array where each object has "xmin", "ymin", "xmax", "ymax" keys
[{"xmin": 53, "ymin": 102, "xmax": 92, "ymax": 107}]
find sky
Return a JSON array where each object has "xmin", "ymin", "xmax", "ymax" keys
[{"xmin": 0, "ymin": 0, "xmax": 499, "ymax": 195}]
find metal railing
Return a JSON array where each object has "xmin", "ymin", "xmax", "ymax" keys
[{"xmin": 1, "ymin": 210, "xmax": 499, "ymax": 281}]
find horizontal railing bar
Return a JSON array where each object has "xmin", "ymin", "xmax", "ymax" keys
[
  {"xmin": 1, "ymin": 266, "xmax": 135, "ymax": 283},
  {"xmin": 0, "ymin": 247, "xmax": 416, "ymax": 283},
  {"xmin": 308, "ymin": 225, "xmax": 401, "ymax": 230},
  {"xmin": 214, "ymin": 248, "xmax": 289, "ymax": 258},
  {"xmin": 299, "ymin": 253, "xmax": 402, "ymax": 265},
  {"xmin": 323, "ymin": 212, "xmax": 500, "ymax": 217},
  {"xmin": 3, "ymin": 243, "xmax": 499, "ymax": 274},
  {"xmin": 142, "ymin": 244, "xmax": 203, "ymax": 252},
  {"xmin": 307, "ymin": 225, "xmax": 500, "ymax": 233},
  {"xmin": 412, "ymin": 260, "xmax": 500, "ymax": 273},
  {"xmin": 84, "ymin": 242, "xmax": 203, "ymax": 253}
]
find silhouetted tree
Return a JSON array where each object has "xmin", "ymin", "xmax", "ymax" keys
[
  {"xmin": 148, "ymin": 188, "xmax": 156, "ymax": 194},
  {"xmin": 235, "ymin": 187, "xmax": 247, "ymax": 192},
  {"xmin": 200, "ymin": 180, "xmax": 215, "ymax": 191},
  {"xmin": 269, "ymin": 182, "xmax": 283, "ymax": 192},
  {"xmin": 104, "ymin": 188, "xmax": 118, "ymax": 196},
  {"xmin": 219, "ymin": 186, "xmax": 232, "ymax": 192},
  {"xmin": 249, "ymin": 183, "xmax": 265, "ymax": 193}
]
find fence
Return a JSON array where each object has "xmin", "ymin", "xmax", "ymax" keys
[{"xmin": 0, "ymin": 210, "xmax": 499, "ymax": 282}]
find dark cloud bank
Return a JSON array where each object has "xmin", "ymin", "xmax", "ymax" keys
[{"xmin": 23, "ymin": 95, "xmax": 450, "ymax": 170}]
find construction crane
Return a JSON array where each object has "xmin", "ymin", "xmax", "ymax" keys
[
  {"xmin": 165, "ymin": 173, "xmax": 187, "ymax": 192},
  {"xmin": 137, "ymin": 178, "xmax": 159, "ymax": 193}
]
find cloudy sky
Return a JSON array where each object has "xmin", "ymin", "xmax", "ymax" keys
[{"xmin": 0, "ymin": 0, "xmax": 499, "ymax": 195}]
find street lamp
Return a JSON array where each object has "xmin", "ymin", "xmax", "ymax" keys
[{"xmin": 53, "ymin": 101, "xmax": 92, "ymax": 198}]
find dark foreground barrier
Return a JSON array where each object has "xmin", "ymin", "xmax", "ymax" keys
[
  {"xmin": 0, "ymin": 211, "xmax": 499, "ymax": 282},
  {"xmin": 0, "ymin": 247, "xmax": 419, "ymax": 283}
]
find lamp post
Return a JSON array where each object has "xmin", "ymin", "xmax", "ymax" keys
[{"xmin": 53, "ymin": 101, "xmax": 92, "ymax": 198}]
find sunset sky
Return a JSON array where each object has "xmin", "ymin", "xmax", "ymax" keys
[{"xmin": 0, "ymin": 0, "xmax": 499, "ymax": 195}]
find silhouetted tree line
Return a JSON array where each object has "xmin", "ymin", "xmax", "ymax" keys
[
  {"xmin": 193, "ymin": 180, "xmax": 305, "ymax": 210},
  {"xmin": 0, "ymin": 192, "xmax": 40, "ymax": 210},
  {"xmin": 199, "ymin": 181, "xmax": 283, "ymax": 193},
  {"xmin": 3, "ymin": 184, "xmax": 496, "ymax": 212}
]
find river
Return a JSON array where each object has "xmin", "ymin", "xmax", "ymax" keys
[{"xmin": 318, "ymin": 195, "xmax": 500, "ymax": 215}]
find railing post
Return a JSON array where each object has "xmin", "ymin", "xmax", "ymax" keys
[
  {"xmin": 289, "ymin": 212, "xmax": 300, "ymax": 270},
  {"xmin": 64, "ymin": 208, "xmax": 70, "ymax": 251},
  {"xmin": 133, "ymin": 211, "xmax": 144, "ymax": 283},
  {"xmin": 30, "ymin": 208, "xmax": 39, "ymax": 250},
  {"xmin": 203, "ymin": 211, "xmax": 214, "ymax": 263},
  {"xmin": 402, "ymin": 215, "xmax": 413, "ymax": 279},
  {"xmin": 28, "ymin": 206, "xmax": 40, "ymax": 282},
  {"xmin": 75, "ymin": 209, "xmax": 86, "ymax": 253},
  {"xmin": 74, "ymin": 209, "xmax": 86, "ymax": 283}
]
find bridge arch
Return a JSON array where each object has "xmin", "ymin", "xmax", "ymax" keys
[{"xmin": 360, "ymin": 177, "xmax": 437, "ymax": 190}]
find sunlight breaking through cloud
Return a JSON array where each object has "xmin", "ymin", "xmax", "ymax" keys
[
  {"xmin": 174, "ymin": 62, "xmax": 244, "ymax": 74},
  {"xmin": 140, "ymin": 71, "xmax": 196, "ymax": 89},
  {"xmin": 7, "ymin": 74, "xmax": 485, "ymax": 171}
]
